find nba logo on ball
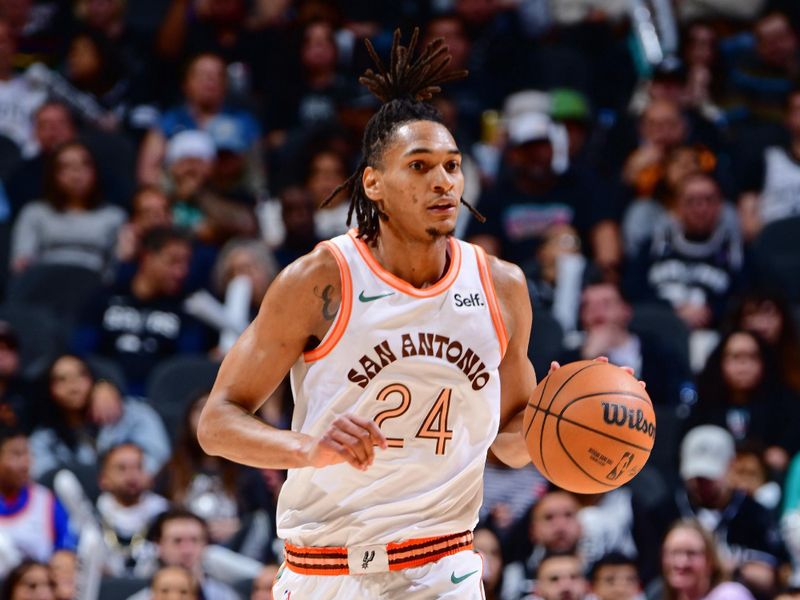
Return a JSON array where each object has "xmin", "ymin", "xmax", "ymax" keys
[{"xmin": 523, "ymin": 360, "xmax": 656, "ymax": 494}]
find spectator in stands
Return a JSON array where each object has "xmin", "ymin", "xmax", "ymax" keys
[
  {"xmin": 0, "ymin": 18, "xmax": 46, "ymax": 158},
  {"xmin": 729, "ymin": 443, "xmax": 782, "ymax": 513},
  {"xmin": 728, "ymin": 290, "xmax": 800, "ymax": 394},
  {"xmin": 97, "ymin": 443, "xmax": 169, "ymax": 576},
  {"xmin": 467, "ymin": 110, "xmax": 620, "ymax": 273},
  {"xmin": 116, "ymin": 186, "xmax": 173, "ymax": 263},
  {"xmin": 128, "ymin": 509, "xmax": 238, "ymax": 600},
  {"xmin": 0, "ymin": 425, "xmax": 75, "ymax": 573},
  {"xmin": 57, "ymin": 28, "xmax": 131, "ymax": 126},
  {"xmin": 29, "ymin": 354, "xmax": 170, "ymax": 479},
  {"xmin": 250, "ymin": 563, "xmax": 278, "ymax": 600},
  {"xmin": 652, "ymin": 426, "xmax": 784, "ymax": 567},
  {"xmin": 10, "ymin": 141, "xmax": 126, "ymax": 275},
  {"xmin": 565, "ymin": 281, "xmax": 691, "ymax": 405},
  {"xmin": 658, "ymin": 520, "xmax": 756, "ymax": 600},
  {"xmin": 473, "ymin": 526, "xmax": 503, "ymax": 600},
  {"xmin": 622, "ymin": 99, "xmax": 689, "ymax": 199},
  {"xmin": 148, "ymin": 565, "xmax": 198, "ymax": 600},
  {"xmin": 4, "ymin": 101, "xmax": 77, "ymax": 216},
  {"xmin": 625, "ymin": 172, "xmax": 744, "ymax": 330},
  {"xmin": 0, "ymin": 322, "xmax": 30, "ymax": 433},
  {"xmin": 736, "ymin": 552, "xmax": 780, "ymax": 600},
  {"xmin": 0, "ymin": 560, "xmax": 56, "ymax": 600},
  {"xmin": 166, "ymin": 130, "xmax": 258, "ymax": 247},
  {"xmin": 622, "ymin": 144, "xmax": 716, "ymax": 258},
  {"xmin": 726, "ymin": 12, "xmax": 800, "ymax": 123},
  {"xmin": 185, "ymin": 238, "xmax": 277, "ymax": 354},
  {"xmin": 588, "ymin": 552, "xmax": 642, "ymax": 600},
  {"xmin": 137, "ymin": 53, "xmax": 262, "ymax": 191},
  {"xmin": 523, "ymin": 223, "xmax": 584, "ymax": 312},
  {"xmin": 681, "ymin": 22, "xmax": 725, "ymax": 117},
  {"xmin": 306, "ymin": 147, "xmax": 350, "ymax": 239},
  {"xmin": 533, "ymin": 552, "xmax": 587, "ymax": 600},
  {"xmin": 48, "ymin": 550, "xmax": 75, "ymax": 600},
  {"xmin": 739, "ymin": 88, "xmax": 800, "ymax": 241},
  {"xmin": 265, "ymin": 19, "xmax": 347, "ymax": 139},
  {"xmin": 271, "ymin": 185, "xmax": 319, "ymax": 269},
  {"xmin": 156, "ymin": 391, "xmax": 273, "ymax": 550},
  {"xmin": 73, "ymin": 226, "xmax": 211, "ymax": 395},
  {"xmin": 503, "ymin": 489, "xmax": 583, "ymax": 598},
  {"xmin": 577, "ymin": 488, "xmax": 661, "ymax": 585},
  {"xmin": 777, "ymin": 587, "xmax": 800, "ymax": 600},
  {"xmin": 693, "ymin": 330, "xmax": 797, "ymax": 464}
]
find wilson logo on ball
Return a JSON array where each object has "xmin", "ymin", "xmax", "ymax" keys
[{"xmin": 600, "ymin": 402, "xmax": 656, "ymax": 439}]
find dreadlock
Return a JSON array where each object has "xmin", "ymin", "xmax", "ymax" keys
[{"xmin": 321, "ymin": 28, "xmax": 484, "ymax": 243}]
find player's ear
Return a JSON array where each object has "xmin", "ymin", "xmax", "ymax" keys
[{"xmin": 362, "ymin": 166, "xmax": 382, "ymax": 202}]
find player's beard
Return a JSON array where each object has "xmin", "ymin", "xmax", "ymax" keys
[{"xmin": 426, "ymin": 227, "xmax": 455, "ymax": 239}]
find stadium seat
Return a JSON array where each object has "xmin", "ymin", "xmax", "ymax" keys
[
  {"xmin": 528, "ymin": 309, "xmax": 564, "ymax": 379},
  {"xmin": 752, "ymin": 217, "xmax": 800, "ymax": 302},
  {"xmin": 630, "ymin": 302, "xmax": 690, "ymax": 369},
  {"xmin": 6, "ymin": 264, "xmax": 103, "ymax": 325},
  {"xmin": 39, "ymin": 462, "xmax": 101, "ymax": 504},
  {"xmin": 0, "ymin": 304, "xmax": 64, "ymax": 378},
  {"xmin": 0, "ymin": 134, "xmax": 21, "ymax": 180},
  {"xmin": 98, "ymin": 576, "xmax": 149, "ymax": 600},
  {"xmin": 145, "ymin": 356, "xmax": 221, "ymax": 437},
  {"xmin": 85, "ymin": 355, "xmax": 128, "ymax": 394}
]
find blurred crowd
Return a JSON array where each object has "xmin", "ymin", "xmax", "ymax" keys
[{"xmin": 1, "ymin": 0, "xmax": 800, "ymax": 599}]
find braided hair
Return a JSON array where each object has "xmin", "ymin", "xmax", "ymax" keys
[{"xmin": 321, "ymin": 28, "xmax": 484, "ymax": 243}]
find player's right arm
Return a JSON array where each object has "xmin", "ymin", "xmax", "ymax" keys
[{"xmin": 197, "ymin": 246, "xmax": 387, "ymax": 471}]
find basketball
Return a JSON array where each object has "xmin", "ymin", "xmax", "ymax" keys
[{"xmin": 523, "ymin": 360, "xmax": 656, "ymax": 494}]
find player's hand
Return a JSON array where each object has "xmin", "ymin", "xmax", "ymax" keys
[
  {"xmin": 549, "ymin": 357, "xmax": 646, "ymax": 389},
  {"xmin": 304, "ymin": 414, "xmax": 388, "ymax": 471}
]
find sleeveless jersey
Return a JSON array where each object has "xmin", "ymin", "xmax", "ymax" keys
[{"xmin": 277, "ymin": 230, "xmax": 508, "ymax": 547}]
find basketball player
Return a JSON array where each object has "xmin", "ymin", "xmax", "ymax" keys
[{"xmin": 198, "ymin": 30, "xmax": 537, "ymax": 598}]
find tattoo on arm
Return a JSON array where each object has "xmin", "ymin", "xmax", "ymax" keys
[{"xmin": 314, "ymin": 285, "xmax": 337, "ymax": 321}]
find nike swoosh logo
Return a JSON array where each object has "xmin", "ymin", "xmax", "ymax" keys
[
  {"xmin": 359, "ymin": 290, "xmax": 395, "ymax": 302},
  {"xmin": 451, "ymin": 570, "xmax": 479, "ymax": 584}
]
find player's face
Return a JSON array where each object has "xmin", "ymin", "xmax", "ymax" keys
[
  {"xmin": 364, "ymin": 120, "xmax": 464, "ymax": 241},
  {"xmin": 591, "ymin": 564, "xmax": 640, "ymax": 600},
  {"xmin": 536, "ymin": 556, "xmax": 587, "ymax": 600}
]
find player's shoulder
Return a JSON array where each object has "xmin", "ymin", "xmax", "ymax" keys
[
  {"xmin": 272, "ymin": 243, "xmax": 341, "ymax": 293},
  {"xmin": 484, "ymin": 254, "xmax": 528, "ymax": 299}
]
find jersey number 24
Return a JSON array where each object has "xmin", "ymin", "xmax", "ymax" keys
[{"xmin": 374, "ymin": 383, "xmax": 453, "ymax": 455}]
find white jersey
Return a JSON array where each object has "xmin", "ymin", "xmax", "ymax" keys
[{"xmin": 278, "ymin": 230, "xmax": 508, "ymax": 547}]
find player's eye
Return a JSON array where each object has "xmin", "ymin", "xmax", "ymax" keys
[
  {"xmin": 445, "ymin": 160, "xmax": 460, "ymax": 171},
  {"xmin": 409, "ymin": 161, "xmax": 424, "ymax": 171}
]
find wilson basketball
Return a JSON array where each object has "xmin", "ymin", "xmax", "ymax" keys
[{"xmin": 523, "ymin": 360, "xmax": 656, "ymax": 494}]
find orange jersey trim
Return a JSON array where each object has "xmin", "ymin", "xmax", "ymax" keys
[
  {"xmin": 474, "ymin": 245, "xmax": 509, "ymax": 359},
  {"xmin": 347, "ymin": 229, "xmax": 462, "ymax": 298},
  {"xmin": 303, "ymin": 241, "xmax": 353, "ymax": 363}
]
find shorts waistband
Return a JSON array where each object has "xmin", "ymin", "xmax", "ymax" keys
[{"xmin": 283, "ymin": 530, "xmax": 474, "ymax": 576}]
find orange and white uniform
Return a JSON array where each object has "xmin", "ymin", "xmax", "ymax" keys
[{"xmin": 273, "ymin": 230, "xmax": 506, "ymax": 599}]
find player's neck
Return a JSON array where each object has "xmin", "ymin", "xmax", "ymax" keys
[{"xmin": 370, "ymin": 230, "xmax": 451, "ymax": 289}]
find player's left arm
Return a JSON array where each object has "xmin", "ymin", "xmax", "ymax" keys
[{"xmin": 487, "ymin": 256, "xmax": 537, "ymax": 468}]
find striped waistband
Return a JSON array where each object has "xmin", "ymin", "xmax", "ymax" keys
[{"xmin": 284, "ymin": 530, "xmax": 474, "ymax": 576}]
